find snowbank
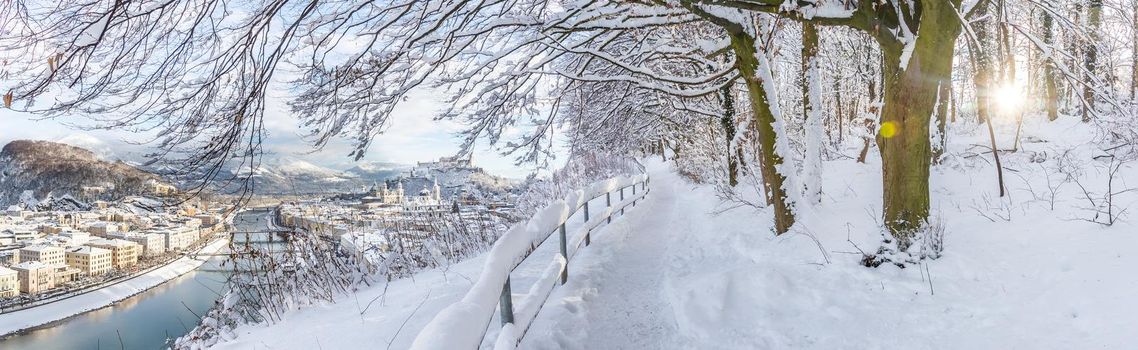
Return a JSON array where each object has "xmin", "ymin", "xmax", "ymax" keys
[
  {"xmin": 520, "ymin": 117, "xmax": 1138, "ymax": 349},
  {"xmin": 411, "ymin": 174, "xmax": 648, "ymax": 350},
  {"xmin": 0, "ymin": 238, "xmax": 229, "ymax": 336}
]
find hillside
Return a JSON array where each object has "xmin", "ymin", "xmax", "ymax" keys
[
  {"xmin": 234, "ymin": 157, "xmax": 362, "ymax": 194},
  {"xmin": 0, "ymin": 140, "xmax": 166, "ymax": 205},
  {"xmin": 191, "ymin": 118, "xmax": 1138, "ymax": 349}
]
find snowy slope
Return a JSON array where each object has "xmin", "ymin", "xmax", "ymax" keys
[
  {"xmin": 219, "ymin": 156, "xmax": 365, "ymax": 194},
  {"xmin": 197, "ymin": 117, "xmax": 1137, "ymax": 349},
  {"xmin": 0, "ymin": 140, "xmax": 165, "ymax": 205},
  {"xmin": 521, "ymin": 119, "xmax": 1138, "ymax": 349},
  {"xmin": 202, "ymin": 176, "xmax": 643, "ymax": 349}
]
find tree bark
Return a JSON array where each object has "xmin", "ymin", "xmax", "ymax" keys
[
  {"xmin": 1132, "ymin": 0, "xmax": 1138, "ymax": 100},
  {"xmin": 730, "ymin": 31, "xmax": 795, "ymax": 234},
  {"xmin": 932, "ymin": 79, "xmax": 951, "ymax": 164},
  {"xmin": 1041, "ymin": 3, "xmax": 1059, "ymax": 121},
  {"xmin": 802, "ymin": 23, "xmax": 823, "ymax": 204},
  {"xmin": 1083, "ymin": 0, "xmax": 1102, "ymax": 122},
  {"xmin": 721, "ymin": 85, "xmax": 739, "ymax": 187},
  {"xmin": 971, "ymin": 1, "xmax": 996, "ymax": 124},
  {"xmin": 877, "ymin": 7, "xmax": 960, "ymax": 249}
]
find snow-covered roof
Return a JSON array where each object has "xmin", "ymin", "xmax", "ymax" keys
[
  {"xmin": 13, "ymin": 261, "xmax": 51, "ymax": 270},
  {"xmin": 20, "ymin": 245, "xmax": 62, "ymax": 253},
  {"xmin": 88, "ymin": 238, "xmax": 137, "ymax": 247},
  {"xmin": 67, "ymin": 246, "xmax": 110, "ymax": 255}
]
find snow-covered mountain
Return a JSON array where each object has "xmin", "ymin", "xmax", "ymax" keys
[
  {"xmin": 226, "ymin": 157, "xmax": 363, "ymax": 194},
  {"xmin": 0, "ymin": 140, "xmax": 166, "ymax": 205},
  {"xmin": 344, "ymin": 161, "xmax": 410, "ymax": 182}
]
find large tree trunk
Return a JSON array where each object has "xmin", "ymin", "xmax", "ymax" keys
[
  {"xmin": 1083, "ymin": 0, "xmax": 1101, "ymax": 122},
  {"xmin": 802, "ymin": 23, "xmax": 823, "ymax": 204},
  {"xmin": 877, "ymin": 9, "xmax": 960, "ymax": 249},
  {"xmin": 932, "ymin": 79, "xmax": 951, "ymax": 164},
  {"xmin": 1132, "ymin": 0, "xmax": 1138, "ymax": 100},
  {"xmin": 1041, "ymin": 3, "xmax": 1059, "ymax": 121},
  {"xmin": 971, "ymin": 1, "xmax": 996, "ymax": 124},
  {"xmin": 731, "ymin": 32, "xmax": 795, "ymax": 234},
  {"xmin": 721, "ymin": 85, "xmax": 739, "ymax": 187}
]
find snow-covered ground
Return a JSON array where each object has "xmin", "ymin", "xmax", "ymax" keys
[
  {"xmin": 207, "ymin": 116, "xmax": 1138, "ymax": 349},
  {"xmin": 0, "ymin": 238, "xmax": 230, "ymax": 336},
  {"xmin": 521, "ymin": 117, "xmax": 1138, "ymax": 349},
  {"xmin": 209, "ymin": 177, "xmax": 646, "ymax": 349}
]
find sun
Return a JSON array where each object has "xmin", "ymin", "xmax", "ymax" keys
[{"xmin": 992, "ymin": 84, "xmax": 1022, "ymax": 114}]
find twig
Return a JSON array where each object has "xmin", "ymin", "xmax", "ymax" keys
[{"xmin": 387, "ymin": 289, "xmax": 432, "ymax": 350}]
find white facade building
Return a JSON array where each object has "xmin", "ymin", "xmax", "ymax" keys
[{"xmin": 19, "ymin": 245, "xmax": 65, "ymax": 266}]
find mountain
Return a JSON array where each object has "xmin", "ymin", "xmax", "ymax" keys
[
  {"xmin": 238, "ymin": 157, "xmax": 364, "ymax": 194},
  {"xmin": 0, "ymin": 140, "xmax": 166, "ymax": 205},
  {"xmin": 344, "ymin": 161, "xmax": 411, "ymax": 183}
]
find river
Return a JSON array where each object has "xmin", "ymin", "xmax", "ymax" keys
[{"xmin": 0, "ymin": 209, "xmax": 274, "ymax": 350}]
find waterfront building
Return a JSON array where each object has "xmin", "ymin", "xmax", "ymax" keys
[
  {"xmin": 13, "ymin": 261, "xmax": 55, "ymax": 295},
  {"xmin": 19, "ymin": 245, "xmax": 65, "ymax": 266},
  {"xmin": 193, "ymin": 214, "xmax": 221, "ymax": 226},
  {"xmin": 54, "ymin": 266, "xmax": 80, "ymax": 284},
  {"xmin": 0, "ymin": 266, "xmax": 17, "ymax": 298},
  {"xmin": 66, "ymin": 246, "xmax": 112, "ymax": 276},
  {"xmin": 154, "ymin": 228, "xmax": 196, "ymax": 251},
  {"xmin": 108, "ymin": 232, "xmax": 166, "ymax": 257},
  {"xmin": 86, "ymin": 239, "xmax": 140, "ymax": 269}
]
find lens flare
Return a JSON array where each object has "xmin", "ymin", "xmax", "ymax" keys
[
  {"xmin": 880, "ymin": 121, "xmax": 897, "ymax": 138},
  {"xmin": 993, "ymin": 84, "xmax": 1022, "ymax": 114}
]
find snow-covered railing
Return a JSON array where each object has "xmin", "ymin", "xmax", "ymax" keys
[{"xmin": 410, "ymin": 174, "xmax": 651, "ymax": 350}]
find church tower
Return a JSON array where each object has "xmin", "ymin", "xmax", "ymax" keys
[{"xmin": 433, "ymin": 177, "xmax": 442, "ymax": 202}]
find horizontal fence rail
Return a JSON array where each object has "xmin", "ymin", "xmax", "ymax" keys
[{"xmin": 410, "ymin": 174, "xmax": 651, "ymax": 350}]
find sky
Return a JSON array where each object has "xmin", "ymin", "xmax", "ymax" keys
[{"xmin": 0, "ymin": 87, "xmax": 555, "ymax": 179}]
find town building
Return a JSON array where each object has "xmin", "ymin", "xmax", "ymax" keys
[
  {"xmin": 0, "ymin": 266, "xmax": 18, "ymax": 298},
  {"xmin": 19, "ymin": 245, "xmax": 65, "ymax": 266},
  {"xmin": 107, "ymin": 232, "xmax": 166, "ymax": 257},
  {"xmin": 0, "ymin": 249, "xmax": 18, "ymax": 265},
  {"xmin": 66, "ymin": 246, "xmax": 113, "ymax": 276},
  {"xmin": 193, "ymin": 214, "xmax": 221, "ymax": 226},
  {"xmin": 86, "ymin": 221, "xmax": 128, "ymax": 236},
  {"xmin": 58, "ymin": 231, "xmax": 93, "ymax": 246},
  {"xmin": 154, "ymin": 227, "xmax": 196, "ymax": 251},
  {"xmin": 13, "ymin": 261, "xmax": 56, "ymax": 295},
  {"xmin": 86, "ymin": 239, "xmax": 140, "ymax": 269},
  {"xmin": 54, "ymin": 266, "xmax": 80, "ymax": 284},
  {"xmin": 3, "ymin": 228, "xmax": 42, "ymax": 244}
]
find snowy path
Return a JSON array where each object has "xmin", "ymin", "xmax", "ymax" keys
[{"xmin": 520, "ymin": 165, "xmax": 683, "ymax": 349}]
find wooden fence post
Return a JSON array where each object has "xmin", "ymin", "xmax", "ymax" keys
[
  {"xmin": 584, "ymin": 202, "xmax": 591, "ymax": 246},
  {"xmin": 620, "ymin": 187, "xmax": 626, "ymax": 215},
  {"xmin": 606, "ymin": 192, "xmax": 611, "ymax": 224},
  {"xmin": 559, "ymin": 223, "xmax": 568, "ymax": 284},
  {"xmin": 500, "ymin": 276, "xmax": 514, "ymax": 325}
]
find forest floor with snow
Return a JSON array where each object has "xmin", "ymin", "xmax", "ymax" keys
[
  {"xmin": 520, "ymin": 116, "xmax": 1138, "ymax": 349},
  {"xmin": 212, "ymin": 115, "xmax": 1138, "ymax": 349}
]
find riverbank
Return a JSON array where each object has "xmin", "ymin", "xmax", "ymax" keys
[{"xmin": 0, "ymin": 237, "xmax": 230, "ymax": 337}]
